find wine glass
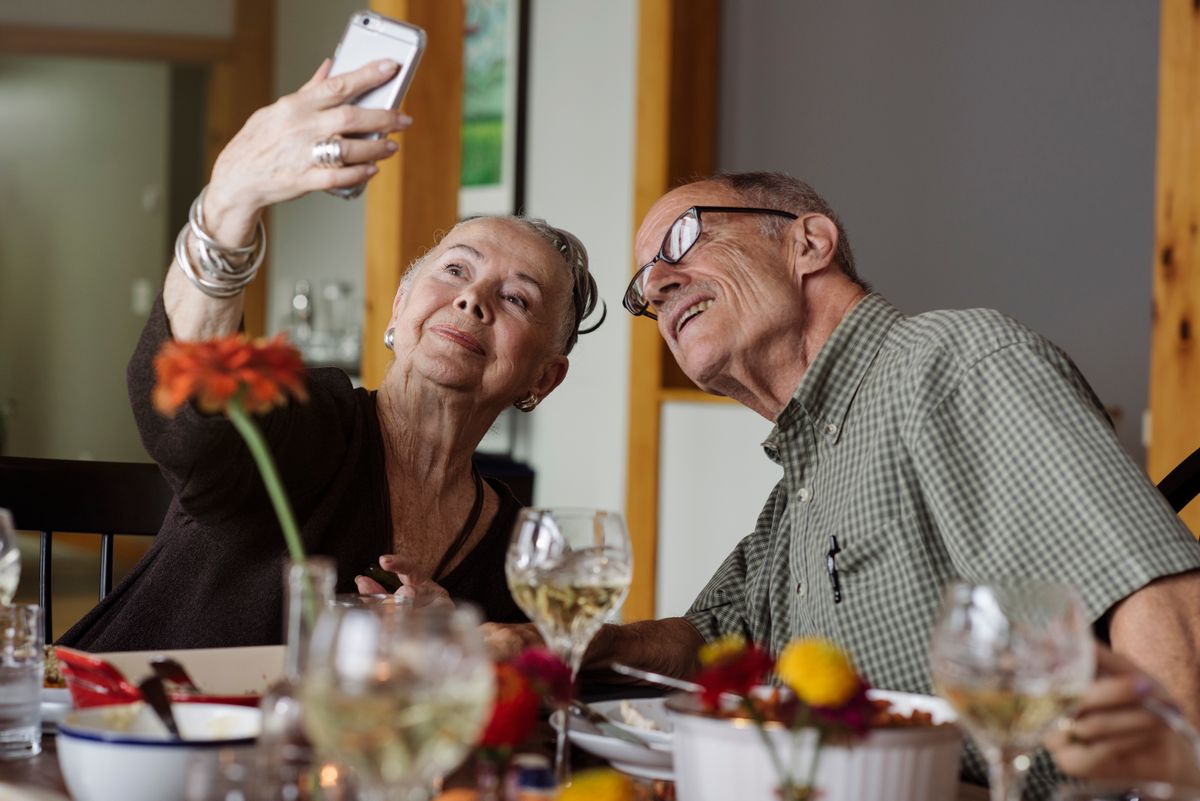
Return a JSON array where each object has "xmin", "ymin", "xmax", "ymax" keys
[
  {"xmin": 0, "ymin": 508, "xmax": 20, "ymax": 605},
  {"xmin": 930, "ymin": 581, "xmax": 1095, "ymax": 801},
  {"xmin": 301, "ymin": 603, "xmax": 495, "ymax": 801},
  {"xmin": 505, "ymin": 507, "xmax": 633, "ymax": 784}
]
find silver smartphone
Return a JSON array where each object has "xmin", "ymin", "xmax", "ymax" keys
[{"xmin": 326, "ymin": 11, "xmax": 426, "ymax": 199}]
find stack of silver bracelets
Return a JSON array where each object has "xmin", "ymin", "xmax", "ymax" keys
[{"xmin": 174, "ymin": 186, "xmax": 266, "ymax": 298}]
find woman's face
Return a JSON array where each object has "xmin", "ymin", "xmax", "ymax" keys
[{"xmin": 387, "ymin": 218, "xmax": 571, "ymax": 409}]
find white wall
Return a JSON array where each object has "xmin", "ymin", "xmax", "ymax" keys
[
  {"xmin": 717, "ymin": 0, "xmax": 1159, "ymax": 463},
  {"xmin": 0, "ymin": 0, "xmax": 231, "ymax": 38},
  {"xmin": 657, "ymin": 402, "xmax": 779, "ymax": 617},
  {"xmin": 0, "ymin": 56, "xmax": 168, "ymax": 461},
  {"xmin": 513, "ymin": 0, "xmax": 636, "ymax": 512}
]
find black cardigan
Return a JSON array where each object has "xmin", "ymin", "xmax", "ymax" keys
[{"xmin": 59, "ymin": 297, "xmax": 526, "ymax": 651}]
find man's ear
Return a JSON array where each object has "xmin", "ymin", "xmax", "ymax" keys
[
  {"xmin": 530, "ymin": 355, "xmax": 570, "ymax": 403},
  {"xmin": 787, "ymin": 213, "xmax": 839, "ymax": 276}
]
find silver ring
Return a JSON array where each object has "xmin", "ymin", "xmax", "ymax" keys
[{"xmin": 311, "ymin": 137, "xmax": 345, "ymax": 169}]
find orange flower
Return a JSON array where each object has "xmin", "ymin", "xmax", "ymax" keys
[
  {"xmin": 153, "ymin": 334, "xmax": 306, "ymax": 416},
  {"xmin": 479, "ymin": 662, "xmax": 540, "ymax": 751}
]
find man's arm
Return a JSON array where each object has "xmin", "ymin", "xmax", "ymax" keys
[{"xmin": 1107, "ymin": 569, "xmax": 1200, "ymax": 726}]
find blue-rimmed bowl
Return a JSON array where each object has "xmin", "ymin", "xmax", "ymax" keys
[{"xmin": 56, "ymin": 702, "xmax": 260, "ymax": 801}]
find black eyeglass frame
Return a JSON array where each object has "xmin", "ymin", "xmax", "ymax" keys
[{"xmin": 623, "ymin": 206, "xmax": 799, "ymax": 319}]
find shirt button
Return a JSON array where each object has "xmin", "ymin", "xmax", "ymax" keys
[
  {"xmin": 798, "ymin": 487, "xmax": 812, "ymax": 503},
  {"xmin": 824, "ymin": 423, "xmax": 839, "ymax": 437},
  {"xmin": 796, "ymin": 582, "xmax": 807, "ymax": 597}
]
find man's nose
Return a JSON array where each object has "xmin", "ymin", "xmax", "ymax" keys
[{"xmin": 643, "ymin": 259, "xmax": 688, "ymax": 309}]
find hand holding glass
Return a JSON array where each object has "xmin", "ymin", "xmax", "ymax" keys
[{"xmin": 931, "ymin": 581, "xmax": 1094, "ymax": 801}]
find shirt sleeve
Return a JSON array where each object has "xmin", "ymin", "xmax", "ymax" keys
[{"xmin": 909, "ymin": 339, "xmax": 1200, "ymax": 629}]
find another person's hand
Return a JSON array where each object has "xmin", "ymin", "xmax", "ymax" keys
[
  {"xmin": 355, "ymin": 554, "xmax": 453, "ymax": 609},
  {"xmin": 480, "ymin": 622, "xmax": 543, "ymax": 662},
  {"xmin": 203, "ymin": 58, "xmax": 413, "ymax": 245},
  {"xmin": 1045, "ymin": 648, "xmax": 1200, "ymax": 786}
]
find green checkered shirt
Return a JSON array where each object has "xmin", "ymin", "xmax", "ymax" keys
[{"xmin": 685, "ymin": 293, "xmax": 1200, "ymax": 799}]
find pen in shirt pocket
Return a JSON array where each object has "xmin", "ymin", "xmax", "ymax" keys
[{"xmin": 826, "ymin": 535, "xmax": 843, "ymax": 604}]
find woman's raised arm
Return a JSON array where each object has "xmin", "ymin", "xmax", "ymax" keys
[{"xmin": 164, "ymin": 58, "xmax": 412, "ymax": 341}]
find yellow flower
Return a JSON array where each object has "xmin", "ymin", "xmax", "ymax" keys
[
  {"xmin": 776, "ymin": 638, "xmax": 860, "ymax": 708},
  {"xmin": 557, "ymin": 769, "xmax": 633, "ymax": 801},
  {"xmin": 698, "ymin": 634, "xmax": 747, "ymax": 666}
]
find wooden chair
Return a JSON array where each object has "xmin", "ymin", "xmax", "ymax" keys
[
  {"xmin": 1158, "ymin": 446, "xmax": 1200, "ymax": 514},
  {"xmin": 0, "ymin": 456, "xmax": 171, "ymax": 642}
]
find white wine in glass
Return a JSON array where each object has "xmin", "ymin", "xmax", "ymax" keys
[
  {"xmin": 931, "ymin": 581, "xmax": 1095, "ymax": 801},
  {"xmin": 506, "ymin": 508, "xmax": 632, "ymax": 784},
  {"xmin": 301, "ymin": 603, "xmax": 494, "ymax": 801},
  {"xmin": 0, "ymin": 509, "xmax": 20, "ymax": 605}
]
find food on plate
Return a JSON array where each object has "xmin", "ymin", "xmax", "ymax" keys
[
  {"xmin": 619, "ymin": 699, "xmax": 663, "ymax": 732},
  {"xmin": 718, "ymin": 687, "xmax": 940, "ymax": 729},
  {"xmin": 43, "ymin": 644, "xmax": 66, "ymax": 688}
]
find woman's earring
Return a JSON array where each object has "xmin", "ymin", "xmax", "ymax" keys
[
  {"xmin": 383, "ymin": 327, "xmax": 395, "ymax": 351},
  {"xmin": 514, "ymin": 392, "xmax": 539, "ymax": 412}
]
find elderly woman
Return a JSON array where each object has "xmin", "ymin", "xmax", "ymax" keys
[{"xmin": 60, "ymin": 58, "xmax": 600, "ymax": 651}]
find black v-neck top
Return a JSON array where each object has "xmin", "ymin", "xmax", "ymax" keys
[{"xmin": 59, "ymin": 296, "xmax": 526, "ymax": 652}]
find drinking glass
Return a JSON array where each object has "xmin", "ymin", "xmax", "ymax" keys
[
  {"xmin": 1054, "ymin": 783, "xmax": 1200, "ymax": 801},
  {"xmin": 930, "ymin": 581, "xmax": 1095, "ymax": 801},
  {"xmin": 0, "ymin": 509, "xmax": 20, "ymax": 605},
  {"xmin": 301, "ymin": 603, "xmax": 495, "ymax": 801},
  {"xmin": 0, "ymin": 603, "xmax": 43, "ymax": 760},
  {"xmin": 505, "ymin": 507, "xmax": 633, "ymax": 784}
]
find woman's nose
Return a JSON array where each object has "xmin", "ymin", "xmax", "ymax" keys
[{"xmin": 455, "ymin": 291, "xmax": 490, "ymax": 322}]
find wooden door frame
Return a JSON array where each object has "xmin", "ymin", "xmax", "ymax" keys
[{"xmin": 0, "ymin": 0, "xmax": 275, "ymax": 336}]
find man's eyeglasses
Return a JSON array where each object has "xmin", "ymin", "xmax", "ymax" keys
[{"xmin": 623, "ymin": 206, "xmax": 798, "ymax": 319}]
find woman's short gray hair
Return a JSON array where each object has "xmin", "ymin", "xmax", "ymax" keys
[{"xmin": 399, "ymin": 215, "xmax": 603, "ymax": 355}]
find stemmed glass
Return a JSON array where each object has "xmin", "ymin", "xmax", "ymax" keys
[
  {"xmin": 930, "ymin": 581, "xmax": 1095, "ymax": 801},
  {"xmin": 0, "ymin": 509, "xmax": 19, "ymax": 605},
  {"xmin": 505, "ymin": 507, "xmax": 633, "ymax": 784},
  {"xmin": 300, "ymin": 603, "xmax": 495, "ymax": 801}
]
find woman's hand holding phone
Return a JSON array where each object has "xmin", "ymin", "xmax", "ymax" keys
[{"xmin": 201, "ymin": 58, "xmax": 412, "ymax": 248}]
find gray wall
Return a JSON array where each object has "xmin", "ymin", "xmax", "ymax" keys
[{"xmin": 717, "ymin": 1, "xmax": 1160, "ymax": 461}]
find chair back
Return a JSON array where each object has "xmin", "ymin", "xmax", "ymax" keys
[
  {"xmin": 0, "ymin": 456, "xmax": 172, "ymax": 642},
  {"xmin": 1157, "ymin": 446, "xmax": 1200, "ymax": 514}
]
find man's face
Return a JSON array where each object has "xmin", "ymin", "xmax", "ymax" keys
[{"xmin": 633, "ymin": 184, "xmax": 803, "ymax": 389}]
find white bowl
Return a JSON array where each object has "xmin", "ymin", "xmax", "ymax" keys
[
  {"xmin": 56, "ymin": 702, "xmax": 261, "ymax": 801},
  {"xmin": 667, "ymin": 689, "xmax": 963, "ymax": 801}
]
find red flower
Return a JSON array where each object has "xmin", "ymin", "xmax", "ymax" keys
[
  {"xmin": 811, "ymin": 679, "xmax": 875, "ymax": 737},
  {"xmin": 479, "ymin": 662, "xmax": 540, "ymax": 750},
  {"xmin": 153, "ymin": 334, "xmax": 306, "ymax": 416},
  {"xmin": 515, "ymin": 647, "xmax": 574, "ymax": 705},
  {"xmin": 693, "ymin": 644, "xmax": 774, "ymax": 709}
]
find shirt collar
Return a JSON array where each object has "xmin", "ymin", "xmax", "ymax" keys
[{"xmin": 763, "ymin": 293, "xmax": 903, "ymax": 461}]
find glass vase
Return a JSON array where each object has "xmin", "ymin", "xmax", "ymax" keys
[{"xmin": 257, "ymin": 557, "xmax": 336, "ymax": 798}]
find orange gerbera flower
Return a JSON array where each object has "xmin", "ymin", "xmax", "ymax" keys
[{"xmin": 153, "ymin": 334, "xmax": 307, "ymax": 416}]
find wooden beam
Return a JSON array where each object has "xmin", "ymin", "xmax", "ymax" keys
[
  {"xmin": 624, "ymin": 0, "xmax": 719, "ymax": 622},
  {"xmin": 1148, "ymin": 0, "xmax": 1200, "ymax": 533},
  {"xmin": 0, "ymin": 24, "xmax": 230, "ymax": 64},
  {"xmin": 203, "ymin": 0, "xmax": 274, "ymax": 337},
  {"xmin": 362, "ymin": 0, "xmax": 464, "ymax": 388}
]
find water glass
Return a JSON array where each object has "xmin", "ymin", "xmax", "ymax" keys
[{"xmin": 0, "ymin": 603, "xmax": 43, "ymax": 759}]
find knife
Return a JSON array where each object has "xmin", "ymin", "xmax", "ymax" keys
[{"xmin": 568, "ymin": 699, "xmax": 654, "ymax": 748}]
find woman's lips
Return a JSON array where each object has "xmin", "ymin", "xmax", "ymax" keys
[{"xmin": 429, "ymin": 325, "xmax": 485, "ymax": 355}]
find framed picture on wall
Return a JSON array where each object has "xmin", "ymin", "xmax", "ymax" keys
[{"xmin": 460, "ymin": 0, "xmax": 529, "ymax": 217}]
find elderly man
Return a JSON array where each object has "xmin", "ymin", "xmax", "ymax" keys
[{"xmin": 593, "ymin": 171, "xmax": 1200, "ymax": 796}]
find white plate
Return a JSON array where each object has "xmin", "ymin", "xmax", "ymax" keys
[
  {"xmin": 90, "ymin": 645, "xmax": 284, "ymax": 695},
  {"xmin": 41, "ymin": 687, "xmax": 71, "ymax": 731},
  {"xmin": 550, "ymin": 710, "xmax": 674, "ymax": 781},
  {"xmin": 0, "ymin": 783, "xmax": 71, "ymax": 801},
  {"xmin": 589, "ymin": 698, "xmax": 673, "ymax": 748}
]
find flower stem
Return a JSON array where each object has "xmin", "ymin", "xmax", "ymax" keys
[{"xmin": 226, "ymin": 396, "xmax": 307, "ymax": 566}]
